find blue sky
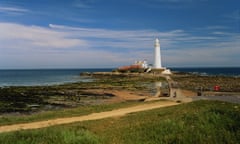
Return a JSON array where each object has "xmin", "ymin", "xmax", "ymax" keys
[{"xmin": 0, "ymin": 0, "xmax": 239, "ymax": 68}]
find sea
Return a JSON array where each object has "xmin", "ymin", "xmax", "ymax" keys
[
  {"xmin": 0, "ymin": 69, "xmax": 112, "ymax": 87},
  {"xmin": 0, "ymin": 67, "xmax": 239, "ymax": 87},
  {"xmin": 172, "ymin": 67, "xmax": 240, "ymax": 76}
]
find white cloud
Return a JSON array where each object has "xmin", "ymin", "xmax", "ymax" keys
[
  {"xmin": 0, "ymin": 6, "xmax": 29, "ymax": 14},
  {"xmin": 205, "ymin": 26, "xmax": 229, "ymax": 30},
  {"xmin": 225, "ymin": 10, "xmax": 240, "ymax": 21},
  {"xmin": 151, "ymin": 0, "xmax": 192, "ymax": 3},
  {"xmin": 0, "ymin": 22, "xmax": 239, "ymax": 68},
  {"xmin": 0, "ymin": 23, "xmax": 87, "ymax": 51},
  {"xmin": 48, "ymin": 24, "xmax": 186, "ymax": 50},
  {"xmin": 138, "ymin": 0, "xmax": 205, "ymax": 9},
  {"xmin": 72, "ymin": 0, "xmax": 95, "ymax": 8},
  {"xmin": 164, "ymin": 33, "xmax": 240, "ymax": 67}
]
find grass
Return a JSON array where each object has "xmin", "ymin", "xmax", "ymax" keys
[
  {"xmin": 0, "ymin": 127, "xmax": 100, "ymax": 144},
  {"xmin": 92, "ymin": 100, "xmax": 240, "ymax": 144},
  {"xmin": 0, "ymin": 100, "xmax": 239, "ymax": 144},
  {"xmin": 0, "ymin": 101, "xmax": 151, "ymax": 126}
]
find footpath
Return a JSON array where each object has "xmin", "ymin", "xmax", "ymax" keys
[{"xmin": 0, "ymin": 101, "xmax": 178, "ymax": 133}]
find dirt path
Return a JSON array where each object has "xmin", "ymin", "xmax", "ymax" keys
[{"xmin": 0, "ymin": 101, "xmax": 178, "ymax": 133}]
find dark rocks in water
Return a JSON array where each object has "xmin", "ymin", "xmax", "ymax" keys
[
  {"xmin": 0, "ymin": 82, "xmax": 117, "ymax": 114},
  {"xmin": 80, "ymin": 72, "xmax": 92, "ymax": 76}
]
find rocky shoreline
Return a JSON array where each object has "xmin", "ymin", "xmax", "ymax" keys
[
  {"xmin": 0, "ymin": 71, "xmax": 240, "ymax": 114},
  {"xmin": 0, "ymin": 72, "xmax": 163, "ymax": 114},
  {"xmin": 172, "ymin": 72, "xmax": 240, "ymax": 92}
]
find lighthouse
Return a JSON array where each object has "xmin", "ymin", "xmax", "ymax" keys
[{"xmin": 154, "ymin": 38, "xmax": 162, "ymax": 69}]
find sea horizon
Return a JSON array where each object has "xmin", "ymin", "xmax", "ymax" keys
[
  {"xmin": 1, "ymin": 66, "xmax": 240, "ymax": 70},
  {"xmin": 1, "ymin": 67, "xmax": 240, "ymax": 87}
]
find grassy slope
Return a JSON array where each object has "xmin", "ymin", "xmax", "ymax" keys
[{"xmin": 0, "ymin": 100, "xmax": 239, "ymax": 144}]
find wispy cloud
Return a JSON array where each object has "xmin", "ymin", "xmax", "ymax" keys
[
  {"xmin": 72, "ymin": 0, "xmax": 95, "ymax": 8},
  {"xmin": 225, "ymin": 10, "xmax": 240, "ymax": 21},
  {"xmin": 0, "ymin": 22, "xmax": 239, "ymax": 68},
  {"xmin": 0, "ymin": 23, "xmax": 87, "ymax": 51},
  {"xmin": 150, "ymin": 0, "xmax": 193, "ymax": 3},
  {"xmin": 0, "ymin": 6, "xmax": 29, "ymax": 14},
  {"xmin": 48, "ymin": 24, "xmax": 187, "ymax": 50},
  {"xmin": 196, "ymin": 26, "xmax": 229, "ymax": 31},
  {"xmin": 138, "ymin": 0, "xmax": 204, "ymax": 9}
]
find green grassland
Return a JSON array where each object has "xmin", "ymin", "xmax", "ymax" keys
[{"xmin": 0, "ymin": 100, "xmax": 239, "ymax": 144}]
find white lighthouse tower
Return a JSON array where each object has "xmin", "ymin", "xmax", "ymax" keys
[{"xmin": 154, "ymin": 38, "xmax": 162, "ymax": 69}]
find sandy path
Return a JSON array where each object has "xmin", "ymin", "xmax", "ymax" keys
[{"xmin": 0, "ymin": 101, "xmax": 178, "ymax": 133}]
